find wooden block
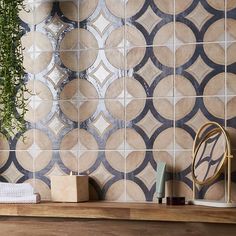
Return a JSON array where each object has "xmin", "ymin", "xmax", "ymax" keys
[{"xmin": 51, "ymin": 175, "xmax": 89, "ymax": 203}]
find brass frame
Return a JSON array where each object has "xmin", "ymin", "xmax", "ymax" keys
[{"xmin": 192, "ymin": 122, "xmax": 233, "ymax": 204}]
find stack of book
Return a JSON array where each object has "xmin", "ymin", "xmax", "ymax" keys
[{"xmin": 0, "ymin": 182, "xmax": 40, "ymax": 203}]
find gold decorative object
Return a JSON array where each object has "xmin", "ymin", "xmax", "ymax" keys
[{"xmin": 189, "ymin": 122, "xmax": 236, "ymax": 207}]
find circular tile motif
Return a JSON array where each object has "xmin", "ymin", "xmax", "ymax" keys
[
  {"xmin": 175, "ymin": 97, "xmax": 196, "ymax": 120},
  {"xmin": 204, "ymin": 43, "xmax": 225, "ymax": 65},
  {"xmin": 79, "ymin": 100, "xmax": 98, "ymax": 122},
  {"xmin": 60, "ymin": 128, "xmax": 78, "ymax": 150},
  {"xmin": 176, "ymin": 22, "xmax": 196, "ymax": 44},
  {"xmin": 204, "ymin": 19, "xmax": 225, "ymax": 42},
  {"xmin": 16, "ymin": 129, "xmax": 52, "ymax": 171},
  {"xmin": 0, "ymin": 133, "xmax": 9, "ymax": 151},
  {"xmin": 106, "ymin": 151, "xmax": 125, "ymax": 172},
  {"xmin": 79, "ymin": 0, "xmax": 99, "ymax": 22},
  {"xmin": 206, "ymin": 0, "xmax": 225, "ymax": 10},
  {"xmin": 153, "ymin": 46, "xmax": 174, "ymax": 68},
  {"xmin": 19, "ymin": 2, "xmax": 52, "ymax": 25},
  {"xmin": 60, "ymin": 1, "xmax": 78, "ymax": 21},
  {"xmin": 105, "ymin": 180, "xmax": 125, "ymax": 201},
  {"xmin": 153, "ymin": 22, "xmax": 174, "ymax": 46},
  {"xmin": 126, "ymin": 99, "xmax": 146, "ymax": 121},
  {"xmin": 105, "ymin": 78, "xmax": 124, "ymax": 99},
  {"xmin": 153, "ymin": 128, "xmax": 174, "ymax": 150},
  {"xmin": 126, "ymin": 180, "xmax": 146, "ymax": 201},
  {"xmin": 22, "ymin": 31, "xmax": 53, "ymax": 74},
  {"xmin": 106, "ymin": 129, "xmax": 124, "ymax": 150},
  {"xmin": 153, "ymin": 76, "xmax": 174, "ymax": 97},
  {"xmin": 79, "ymin": 129, "xmax": 99, "ymax": 150}
]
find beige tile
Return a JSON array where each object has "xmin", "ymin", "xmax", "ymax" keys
[
  {"xmin": 19, "ymin": 1, "xmax": 34, "ymax": 25},
  {"xmin": 153, "ymin": 45, "xmax": 174, "ymax": 68},
  {"xmin": 79, "ymin": 0, "xmax": 99, "ymax": 22},
  {"xmin": 0, "ymin": 151, "xmax": 10, "ymax": 168},
  {"xmin": 60, "ymin": 1, "xmax": 78, "ymax": 22},
  {"xmin": 34, "ymin": 150, "xmax": 53, "ymax": 172},
  {"xmin": 105, "ymin": 48, "xmax": 126, "ymax": 70},
  {"xmin": 106, "ymin": 128, "xmax": 125, "ymax": 150},
  {"xmin": 126, "ymin": 25, "xmax": 146, "ymax": 47},
  {"xmin": 227, "ymin": 42, "xmax": 236, "ymax": 65},
  {"xmin": 203, "ymin": 43, "xmax": 225, "ymax": 66},
  {"xmin": 126, "ymin": 151, "xmax": 146, "ymax": 173},
  {"xmin": 79, "ymin": 151, "xmax": 99, "ymax": 174},
  {"xmin": 79, "ymin": 79, "xmax": 99, "ymax": 99},
  {"xmin": 105, "ymin": 26, "xmax": 125, "ymax": 48},
  {"xmin": 105, "ymin": 0, "xmax": 126, "ymax": 18},
  {"xmin": 126, "ymin": 47, "xmax": 146, "ymax": 69},
  {"xmin": 176, "ymin": 22, "xmax": 196, "ymax": 44},
  {"xmin": 106, "ymin": 151, "xmax": 125, "ymax": 173},
  {"xmin": 176, "ymin": 44, "xmax": 196, "ymax": 67},
  {"xmin": 207, "ymin": 0, "xmax": 225, "ymax": 10},
  {"xmin": 105, "ymin": 99, "xmax": 125, "ymax": 121},
  {"xmin": 153, "ymin": 75, "xmax": 174, "ymax": 97},
  {"xmin": 126, "ymin": 77, "xmax": 146, "ymax": 98},
  {"xmin": 34, "ymin": 2, "xmax": 53, "ymax": 25},
  {"xmin": 175, "ymin": 75, "xmax": 197, "ymax": 96},
  {"xmin": 79, "ymin": 100, "xmax": 98, "ymax": 122},
  {"xmin": 153, "ymin": 22, "xmax": 174, "ymax": 46},
  {"xmin": 34, "ymin": 101, "xmax": 53, "ymax": 122},
  {"xmin": 203, "ymin": 96, "xmax": 225, "ymax": 119},
  {"xmin": 153, "ymin": 0, "xmax": 174, "ymax": 14},
  {"xmin": 60, "ymin": 79, "xmax": 78, "ymax": 100},
  {"xmin": 60, "ymin": 100, "xmax": 79, "ymax": 122},
  {"xmin": 126, "ymin": 180, "xmax": 146, "ymax": 202},
  {"xmin": 227, "ymin": 19, "xmax": 236, "ymax": 41},
  {"xmin": 79, "ymin": 129, "xmax": 99, "ymax": 150},
  {"xmin": 105, "ymin": 180, "xmax": 125, "ymax": 201},
  {"xmin": 153, "ymin": 128, "xmax": 174, "ymax": 150},
  {"xmin": 153, "ymin": 97, "xmax": 174, "ymax": 120},
  {"xmin": 60, "ymin": 128, "xmax": 78, "ymax": 150},
  {"xmin": 175, "ymin": 127, "xmax": 194, "ymax": 150},
  {"xmin": 60, "ymin": 150, "xmax": 78, "ymax": 173},
  {"xmin": 125, "ymin": 99, "xmax": 146, "ymax": 121},
  {"xmin": 204, "ymin": 181, "xmax": 225, "ymax": 201},
  {"xmin": 0, "ymin": 134, "xmax": 10, "ymax": 151},
  {"xmin": 88, "ymin": 162, "xmax": 114, "ymax": 189},
  {"xmin": 203, "ymin": 73, "xmax": 225, "ymax": 96},
  {"xmin": 105, "ymin": 78, "xmax": 124, "ymax": 99},
  {"xmin": 126, "ymin": 128, "xmax": 146, "ymax": 150},
  {"xmin": 227, "ymin": 0, "xmax": 236, "ymax": 10},
  {"xmin": 173, "ymin": 180, "xmax": 193, "ymax": 201},
  {"xmin": 204, "ymin": 19, "xmax": 225, "ymax": 42},
  {"xmin": 175, "ymin": 97, "xmax": 196, "ymax": 121},
  {"xmin": 227, "ymin": 73, "xmax": 236, "ymax": 95},
  {"xmin": 31, "ymin": 179, "xmax": 51, "ymax": 201}
]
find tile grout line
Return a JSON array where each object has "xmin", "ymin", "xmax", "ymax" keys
[
  {"xmin": 173, "ymin": 0, "xmax": 176, "ymax": 197},
  {"xmin": 77, "ymin": 0, "xmax": 80, "ymax": 176},
  {"xmin": 30, "ymin": 40, "xmax": 236, "ymax": 53},
  {"xmin": 32, "ymin": 0, "xmax": 36, "ymax": 188},
  {"xmin": 224, "ymin": 0, "xmax": 228, "ymax": 204},
  {"xmin": 124, "ymin": 1, "xmax": 127, "ymax": 202}
]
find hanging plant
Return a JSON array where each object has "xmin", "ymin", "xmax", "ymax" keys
[{"xmin": 0, "ymin": 0, "xmax": 28, "ymax": 138}]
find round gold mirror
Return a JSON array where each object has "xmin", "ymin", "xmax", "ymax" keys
[
  {"xmin": 192, "ymin": 124, "xmax": 226, "ymax": 185},
  {"xmin": 190, "ymin": 122, "xmax": 236, "ymax": 207}
]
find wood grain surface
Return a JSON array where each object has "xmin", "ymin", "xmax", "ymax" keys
[{"xmin": 0, "ymin": 202, "xmax": 236, "ymax": 224}]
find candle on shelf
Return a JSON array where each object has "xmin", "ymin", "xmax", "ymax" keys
[{"xmin": 51, "ymin": 172, "xmax": 89, "ymax": 202}]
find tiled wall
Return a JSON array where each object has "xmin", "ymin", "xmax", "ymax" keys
[{"xmin": 1, "ymin": 0, "xmax": 236, "ymax": 202}]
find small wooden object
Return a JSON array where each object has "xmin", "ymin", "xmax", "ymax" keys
[{"xmin": 51, "ymin": 173, "xmax": 89, "ymax": 202}]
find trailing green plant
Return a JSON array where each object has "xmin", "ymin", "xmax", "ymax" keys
[{"xmin": 0, "ymin": 0, "xmax": 28, "ymax": 138}]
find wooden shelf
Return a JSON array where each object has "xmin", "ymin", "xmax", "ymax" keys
[{"xmin": 0, "ymin": 201, "xmax": 236, "ymax": 224}]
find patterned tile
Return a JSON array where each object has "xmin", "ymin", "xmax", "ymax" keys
[{"xmin": 2, "ymin": 0, "xmax": 234, "ymax": 202}]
